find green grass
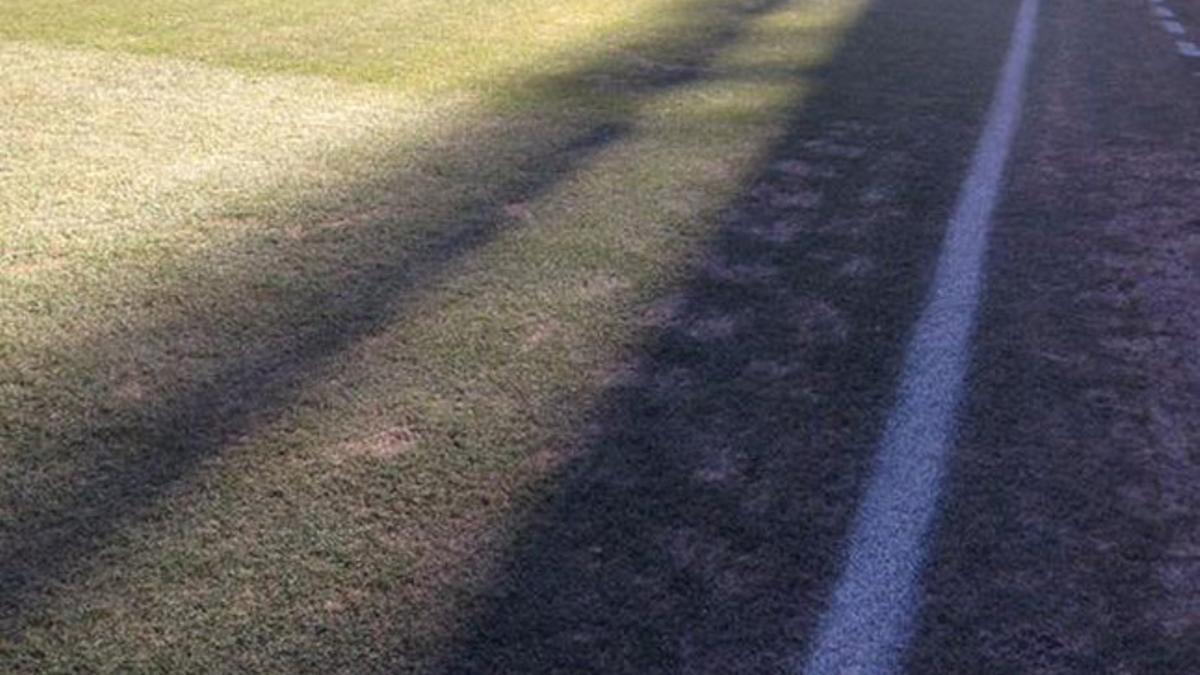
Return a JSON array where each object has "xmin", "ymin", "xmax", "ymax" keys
[
  {"xmin": 0, "ymin": 0, "xmax": 869, "ymax": 670},
  {"xmin": 0, "ymin": 0, "xmax": 828, "ymax": 97}
]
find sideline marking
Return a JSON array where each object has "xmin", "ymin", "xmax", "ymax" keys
[
  {"xmin": 1154, "ymin": 6, "xmax": 1175, "ymax": 18},
  {"xmin": 1178, "ymin": 39, "xmax": 1200, "ymax": 56},
  {"xmin": 800, "ymin": 0, "xmax": 1040, "ymax": 671},
  {"xmin": 1163, "ymin": 19, "xmax": 1187, "ymax": 35}
]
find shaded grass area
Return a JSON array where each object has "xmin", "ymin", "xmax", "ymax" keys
[
  {"xmin": 908, "ymin": 0, "xmax": 1200, "ymax": 670},
  {"xmin": 433, "ymin": 0, "xmax": 1020, "ymax": 671},
  {"xmin": 2, "ymin": 0, "xmax": 866, "ymax": 670}
]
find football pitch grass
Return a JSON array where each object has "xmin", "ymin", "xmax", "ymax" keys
[
  {"xmin": 1, "ymin": 0, "xmax": 876, "ymax": 670},
  {"xmin": 11, "ymin": 0, "xmax": 1196, "ymax": 672}
]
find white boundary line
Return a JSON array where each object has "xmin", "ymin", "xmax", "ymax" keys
[
  {"xmin": 799, "ymin": 0, "xmax": 1040, "ymax": 671},
  {"xmin": 1163, "ymin": 19, "xmax": 1187, "ymax": 35},
  {"xmin": 1150, "ymin": 0, "xmax": 1200, "ymax": 56}
]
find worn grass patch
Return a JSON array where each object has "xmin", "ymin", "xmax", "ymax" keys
[{"xmin": 0, "ymin": 0, "xmax": 869, "ymax": 670}]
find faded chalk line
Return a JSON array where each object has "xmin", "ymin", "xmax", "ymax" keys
[
  {"xmin": 1163, "ymin": 19, "xmax": 1186, "ymax": 35},
  {"xmin": 1149, "ymin": 0, "xmax": 1200, "ymax": 57},
  {"xmin": 799, "ymin": 0, "xmax": 1040, "ymax": 672}
]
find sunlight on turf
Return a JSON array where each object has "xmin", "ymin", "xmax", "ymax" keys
[
  {"xmin": 0, "ymin": 0, "xmax": 869, "ymax": 669},
  {"xmin": 2, "ymin": 0, "xmax": 761, "ymax": 94}
]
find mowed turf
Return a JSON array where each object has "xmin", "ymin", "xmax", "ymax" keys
[{"xmin": 0, "ymin": 0, "xmax": 872, "ymax": 670}]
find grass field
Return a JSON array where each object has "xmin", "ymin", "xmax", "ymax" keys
[
  {"xmin": 0, "ymin": 0, "xmax": 880, "ymax": 670},
  {"xmin": 11, "ymin": 0, "xmax": 1197, "ymax": 672}
]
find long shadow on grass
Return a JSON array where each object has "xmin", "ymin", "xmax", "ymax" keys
[
  {"xmin": 0, "ymin": 0, "xmax": 799, "ymax": 636},
  {"xmin": 431, "ymin": 0, "xmax": 1020, "ymax": 671}
]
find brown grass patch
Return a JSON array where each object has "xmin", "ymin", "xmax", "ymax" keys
[
  {"xmin": 333, "ymin": 425, "xmax": 421, "ymax": 461},
  {"xmin": 685, "ymin": 313, "xmax": 740, "ymax": 341}
]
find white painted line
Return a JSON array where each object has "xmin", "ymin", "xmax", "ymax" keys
[
  {"xmin": 1178, "ymin": 39, "xmax": 1200, "ymax": 56},
  {"xmin": 799, "ymin": 0, "xmax": 1040, "ymax": 671},
  {"xmin": 1163, "ymin": 19, "xmax": 1187, "ymax": 35},
  {"xmin": 1154, "ymin": 6, "xmax": 1175, "ymax": 18}
]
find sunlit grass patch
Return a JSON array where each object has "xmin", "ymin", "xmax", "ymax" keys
[
  {"xmin": 0, "ymin": 0, "xmax": 770, "ymax": 95},
  {"xmin": 0, "ymin": 0, "xmax": 869, "ymax": 670}
]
